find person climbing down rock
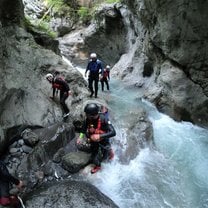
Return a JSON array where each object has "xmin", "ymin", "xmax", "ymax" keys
[{"xmin": 46, "ymin": 73, "xmax": 72, "ymax": 118}]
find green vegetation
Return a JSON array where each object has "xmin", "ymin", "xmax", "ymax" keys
[
  {"xmin": 44, "ymin": 0, "xmax": 79, "ymax": 24},
  {"xmin": 45, "ymin": 0, "xmax": 74, "ymax": 16},
  {"xmin": 25, "ymin": 16, "xmax": 57, "ymax": 38},
  {"xmin": 105, "ymin": 0, "xmax": 120, "ymax": 3},
  {"xmin": 78, "ymin": 7, "xmax": 93, "ymax": 25},
  {"xmin": 45, "ymin": 0, "xmax": 65, "ymax": 12},
  {"xmin": 26, "ymin": 0, "xmax": 116, "ymax": 37},
  {"xmin": 36, "ymin": 21, "xmax": 57, "ymax": 38}
]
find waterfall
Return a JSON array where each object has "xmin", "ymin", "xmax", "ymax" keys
[
  {"xmin": 64, "ymin": 57, "xmax": 208, "ymax": 208},
  {"xmin": 83, "ymin": 79, "xmax": 208, "ymax": 208}
]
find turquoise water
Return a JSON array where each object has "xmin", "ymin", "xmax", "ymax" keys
[
  {"xmin": 85, "ymin": 79, "xmax": 208, "ymax": 208},
  {"xmin": 71, "ymin": 61, "xmax": 208, "ymax": 208}
]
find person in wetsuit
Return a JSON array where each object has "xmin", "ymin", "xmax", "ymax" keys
[
  {"xmin": 100, "ymin": 65, "xmax": 110, "ymax": 91},
  {"xmin": 46, "ymin": 73, "xmax": 72, "ymax": 117},
  {"xmin": 0, "ymin": 160, "xmax": 24, "ymax": 207},
  {"xmin": 77, "ymin": 103, "xmax": 116, "ymax": 174},
  {"xmin": 85, "ymin": 53, "xmax": 103, "ymax": 98}
]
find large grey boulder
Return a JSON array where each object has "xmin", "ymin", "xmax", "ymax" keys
[
  {"xmin": 62, "ymin": 151, "xmax": 91, "ymax": 173},
  {"xmin": 24, "ymin": 180, "xmax": 119, "ymax": 208},
  {"xmin": 4, "ymin": 122, "xmax": 75, "ymax": 190},
  {"xmin": 0, "ymin": 25, "xmax": 87, "ymax": 149},
  {"xmin": 117, "ymin": 107, "xmax": 153, "ymax": 164}
]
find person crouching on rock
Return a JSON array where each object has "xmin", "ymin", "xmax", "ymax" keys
[{"xmin": 77, "ymin": 103, "xmax": 116, "ymax": 174}]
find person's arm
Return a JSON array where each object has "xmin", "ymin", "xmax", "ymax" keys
[
  {"xmin": 98, "ymin": 61, "xmax": 104, "ymax": 76},
  {"xmin": 107, "ymin": 71, "xmax": 110, "ymax": 80},
  {"xmin": 99, "ymin": 122, "xmax": 116, "ymax": 140},
  {"xmin": 90, "ymin": 121, "xmax": 116, "ymax": 141},
  {"xmin": 85, "ymin": 62, "xmax": 90, "ymax": 77},
  {"xmin": 52, "ymin": 86, "xmax": 56, "ymax": 98},
  {"xmin": 50, "ymin": 79, "xmax": 59, "ymax": 99},
  {"xmin": 77, "ymin": 121, "xmax": 87, "ymax": 144}
]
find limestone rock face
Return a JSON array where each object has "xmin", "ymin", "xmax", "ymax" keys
[
  {"xmin": 0, "ymin": 26, "xmax": 59, "ymax": 141},
  {"xmin": 115, "ymin": 0, "xmax": 208, "ymax": 126},
  {"xmin": 0, "ymin": 1, "xmax": 87, "ymax": 148},
  {"xmin": 58, "ymin": 3, "xmax": 127, "ymax": 67},
  {"xmin": 140, "ymin": 0, "xmax": 208, "ymax": 69}
]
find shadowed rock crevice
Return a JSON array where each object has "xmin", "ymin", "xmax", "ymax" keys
[
  {"xmin": 143, "ymin": 61, "xmax": 153, "ymax": 77},
  {"xmin": 0, "ymin": 0, "xmax": 24, "ymax": 26}
]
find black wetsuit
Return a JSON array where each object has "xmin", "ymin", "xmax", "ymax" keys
[
  {"xmin": 52, "ymin": 78, "xmax": 70, "ymax": 114},
  {"xmin": 0, "ymin": 160, "xmax": 20, "ymax": 206},
  {"xmin": 86, "ymin": 59, "xmax": 103, "ymax": 98},
  {"xmin": 80, "ymin": 114, "xmax": 116, "ymax": 167},
  {"xmin": 100, "ymin": 69, "xmax": 110, "ymax": 91}
]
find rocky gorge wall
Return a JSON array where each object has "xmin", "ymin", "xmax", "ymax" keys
[
  {"xmin": 0, "ymin": 0, "xmax": 24, "ymax": 26},
  {"xmin": 0, "ymin": 0, "xmax": 89, "ymax": 152},
  {"xmin": 115, "ymin": 0, "xmax": 208, "ymax": 126},
  {"xmin": 2, "ymin": 0, "xmax": 206, "ymax": 206}
]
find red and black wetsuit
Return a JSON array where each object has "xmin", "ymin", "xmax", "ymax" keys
[
  {"xmin": 80, "ymin": 114, "xmax": 116, "ymax": 167},
  {"xmin": 52, "ymin": 77, "xmax": 70, "ymax": 114},
  {"xmin": 0, "ymin": 160, "xmax": 20, "ymax": 206},
  {"xmin": 100, "ymin": 69, "xmax": 110, "ymax": 91}
]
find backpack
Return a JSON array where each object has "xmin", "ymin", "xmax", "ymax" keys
[
  {"xmin": 99, "ymin": 105, "xmax": 109, "ymax": 120},
  {"xmin": 88, "ymin": 60, "xmax": 102, "ymax": 74}
]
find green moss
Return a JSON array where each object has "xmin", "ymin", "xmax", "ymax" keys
[
  {"xmin": 45, "ymin": 0, "xmax": 73, "ymax": 17},
  {"xmin": 45, "ymin": 0, "xmax": 65, "ymax": 11},
  {"xmin": 78, "ymin": 7, "xmax": 93, "ymax": 25},
  {"xmin": 25, "ymin": 16, "xmax": 57, "ymax": 38},
  {"xmin": 37, "ymin": 21, "xmax": 57, "ymax": 38},
  {"xmin": 105, "ymin": 0, "xmax": 120, "ymax": 3}
]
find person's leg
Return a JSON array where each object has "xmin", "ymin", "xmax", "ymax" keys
[
  {"xmin": 94, "ymin": 78, "xmax": 99, "ymax": 98},
  {"xmin": 100, "ymin": 140, "xmax": 111, "ymax": 160},
  {"xmin": 9, "ymin": 195, "xmax": 22, "ymax": 208},
  {"xmin": 90, "ymin": 142, "xmax": 100, "ymax": 166},
  {"xmin": 0, "ymin": 181, "xmax": 10, "ymax": 206},
  {"xmin": 88, "ymin": 77, "xmax": 94, "ymax": 97},
  {"xmin": 100, "ymin": 80, "xmax": 104, "ymax": 91},
  {"xmin": 60, "ymin": 91, "xmax": 69, "ymax": 114},
  {"xmin": 90, "ymin": 142, "xmax": 102, "ymax": 175},
  {"xmin": 105, "ymin": 79, "xmax": 110, "ymax": 90}
]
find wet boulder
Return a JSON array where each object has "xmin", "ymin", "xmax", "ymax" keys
[{"xmin": 24, "ymin": 180, "xmax": 119, "ymax": 208}]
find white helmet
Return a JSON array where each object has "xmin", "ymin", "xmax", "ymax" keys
[
  {"xmin": 106, "ymin": 65, "xmax": 110, "ymax": 69},
  {"xmin": 45, "ymin": 73, "xmax": 53, "ymax": 80},
  {"xmin": 90, "ymin": 53, "xmax": 97, "ymax": 59}
]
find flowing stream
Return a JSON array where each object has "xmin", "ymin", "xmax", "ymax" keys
[
  {"xmin": 79, "ymin": 78, "xmax": 208, "ymax": 208},
  {"xmin": 68, "ymin": 60, "xmax": 208, "ymax": 208}
]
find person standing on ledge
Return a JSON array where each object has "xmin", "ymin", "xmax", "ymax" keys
[
  {"xmin": 85, "ymin": 53, "xmax": 103, "ymax": 98},
  {"xmin": 100, "ymin": 65, "xmax": 110, "ymax": 91}
]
